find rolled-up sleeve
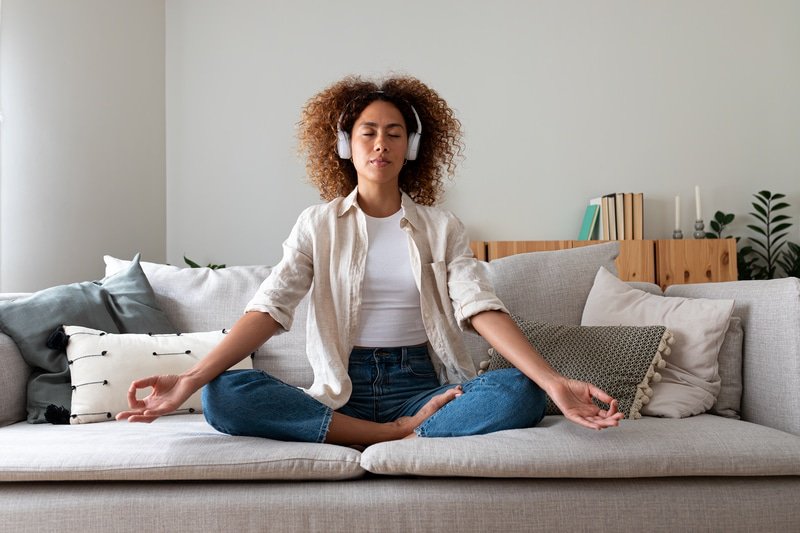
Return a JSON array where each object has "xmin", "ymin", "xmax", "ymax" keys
[
  {"xmin": 245, "ymin": 208, "xmax": 315, "ymax": 333},
  {"xmin": 445, "ymin": 215, "xmax": 508, "ymax": 331}
]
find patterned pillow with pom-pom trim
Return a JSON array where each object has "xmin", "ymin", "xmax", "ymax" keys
[{"xmin": 479, "ymin": 316, "xmax": 673, "ymax": 419}]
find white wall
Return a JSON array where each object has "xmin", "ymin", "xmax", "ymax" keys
[
  {"xmin": 0, "ymin": 0, "xmax": 165, "ymax": 291},
  {"xmin": 2, "ymin": 1, "xmax": 798, "ymax": 290},
  {"xmin": 166, "ymin": 0, "xmax": 800, "ymax": 268}
]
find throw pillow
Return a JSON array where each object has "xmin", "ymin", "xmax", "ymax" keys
[
  {"xmin": 709, "ymin": 316, "xmax": 743, "ymax": 419},
  {"xmin": 0, "ymin": 255, "xmax": 176, "ymax": 423},
  {"xmin": 64, "ymin": 326, "xmax": 253, "ymax": 424},
  {"xmin": 581, "ymin": 266, "xmax": 734, "ymax": 418},
  {"xmin": 480, "ymin": 317, "xmax": 673, "ymax": 419}
]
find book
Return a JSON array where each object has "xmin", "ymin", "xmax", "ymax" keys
[
  {"xmin": 615, "ymin": 192, "xmax": 625, "ymax": 241},
  {"xmin": 623, "ymin": 192, "xmax": 633, "ymax": 240},
  {"xmin": 588, "ymin": 197, "xmax": 603, "ymax": 240},
  {"xmin": 605, "ymin": 193, "xmax": 617, "ymax": 240},
  {"xmin": 577, "ymin": 204, "xmax": 600, "ymax": 240},
  {"xmin": 593, "ymin": 191, "xmax": 645, "ymax": 241},
  {"xmin": 633, "ymin": 192, "xmax": 644, "ymax": 239}
]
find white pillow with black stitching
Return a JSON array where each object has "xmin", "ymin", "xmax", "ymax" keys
[{"xmin": 64, "ymin": 325, "xmax": 252, "ymax": 424}]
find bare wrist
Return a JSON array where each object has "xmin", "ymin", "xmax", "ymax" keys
[
  {"xmin": 179, "ymin": 370, "xmax": 207, "ymax": 393},
  {"xmin": 540, "ymin": 372, "xmax": 569, "ymax": 396}
]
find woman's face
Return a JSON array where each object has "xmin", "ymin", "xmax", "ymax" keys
[{"xmin": 349, "ymin": 100, "xmax": 409, "ymax": 190}]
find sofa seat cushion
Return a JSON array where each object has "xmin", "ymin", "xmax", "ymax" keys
[
  {"xmin": 360, "ymin": 415, "xmax": 800, "ymax": 478},
  {"xmin": 0, "ymin": 414, "xmax": 363, "ymax": 481}
]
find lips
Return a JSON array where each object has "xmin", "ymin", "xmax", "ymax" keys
[{"xmin": 370, "ymin": 158, "xmax": 390, "ymax": 167}]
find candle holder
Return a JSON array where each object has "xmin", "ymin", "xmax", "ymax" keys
[
  {"xmin": 672, "ymin": 229, "xmax": 684, "ymax": 239},
  {"xmin": 693, "ymin": 220, "xmax": 706, "ymax": 239}
]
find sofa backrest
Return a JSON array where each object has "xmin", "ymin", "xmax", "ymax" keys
[{"xmin": 666, "ymin": 278, "xmax": 800, "ymax": 436}]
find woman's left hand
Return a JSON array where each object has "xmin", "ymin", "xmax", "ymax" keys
[{"xmin": 547, "ymin": 377, "xmax": 625, "ymax": 430}]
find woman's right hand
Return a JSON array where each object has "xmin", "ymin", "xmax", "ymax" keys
[{"xmin": 116, "ymin": 374, "xmax": 199, "ymax": 423}]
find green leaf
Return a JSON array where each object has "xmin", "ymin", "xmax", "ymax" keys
[
  {"xmin": 705, "ymin": 232, "xmax": 719, "ymax": 239},
  {"xmin": 723, "ymin": 213, "xmax": 735, "ymax": 224},
  {"xmin": 710, "ymin": 220, "xmax": 721, "ymax": 232},
  {"xmin": 773, "ymin": 223, "xmax": 793, "ymax": 233},
  {"xmin": 713, "ymin": 211, "xmax": 725, "ymax": 223},
  {"xmin": 752, "ymin": 203, "xmax": 767, "ymax": 217},
  {"xmin": 184, "ymin": 256, "xmax": 202, "ymax": 268},
  {"xmin": 754, "ymin": 195, "xmax": 769, "ymax": 208},
  {"xmin": 772, "ymin": 214, "xmax": 792, "ymax": 223},
  {"xmin": 747, "ymin": 224, "xmax": 767, "ymax": 236},
  {"xmin": 772, "ymin": 202, "xmax": 791, "ymax": 211},
  {"xmin": 750, "ymin": 212, "xmax": 767, "ymax": 225},
  {"xmin": 771, "ymin": 236, "xmax": 788, "ymax": 249},
  {"xmin": 772, "ymin": 193, "xmax": 786, "ymax": 200},
  {"xmin": 749, "ymin": 239, "xmax": 768, "ymax": 253},
  {"xmin": 758, "ymin": 190, "xmax": 772, "ymax": 200}
]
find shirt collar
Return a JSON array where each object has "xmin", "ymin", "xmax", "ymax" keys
[
  {"xmin": 337, "ymin": 187, "xmax": 360, "ymax": 217},
  {"xmin": 337, "ymin": 187, "xmax": 421, "ymax": 228}
]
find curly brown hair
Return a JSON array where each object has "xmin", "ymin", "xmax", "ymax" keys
[{"xmin": 298, "ymin": 75, "xmax": 463, "ymax": 206}]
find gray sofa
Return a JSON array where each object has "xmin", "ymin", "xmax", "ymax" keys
[{"xmin": 1, "ymin": 242, "xmax": 799, "ymax": 532}]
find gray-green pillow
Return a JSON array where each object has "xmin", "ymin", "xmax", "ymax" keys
[
  {"xmin": 0, "ymin": 255, "xmax": 176, "ymax": 423},
  {"xmin": 480, "ymin": 316, "xmax": 673, "ymax": 419}
]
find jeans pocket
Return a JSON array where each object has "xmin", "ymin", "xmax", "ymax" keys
[{"xmin": 403, "ymin": 352, "xmax": 437, "ymax": 378}]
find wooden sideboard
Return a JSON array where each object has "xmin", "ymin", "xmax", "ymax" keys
[{"xmin": 469, "ymin": 239, "xmax": 737, "ymax": 290}]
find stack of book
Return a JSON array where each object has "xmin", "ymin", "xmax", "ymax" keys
[{"xmin": 578, "ymin": 192, "xmax": 644, "ymax": 241}]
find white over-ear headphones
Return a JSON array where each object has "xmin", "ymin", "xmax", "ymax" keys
[{"xmin": 336, "ymin": 95, "xmax": 423, "ymax": 161}]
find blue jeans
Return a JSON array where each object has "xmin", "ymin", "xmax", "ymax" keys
[{"xmin": 202, "ymin": 345, "xmax": 545, "ymax": 442}]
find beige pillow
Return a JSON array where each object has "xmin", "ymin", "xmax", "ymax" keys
[
  {"xmin": 65, "ymin": 326, "xmax": 252, "ymax": 424},
  {"xmin": 581, "ymin": 267, "xmax": 734, "ymax": 418}
]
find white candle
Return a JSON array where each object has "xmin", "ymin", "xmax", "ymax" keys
[
  {"xmin": 695, "ymin": 185, "xmax": 702, "ymax": 220},
  {"xmin": 674, "ymin": 196, "xmax": 680, "ymax": 231}
]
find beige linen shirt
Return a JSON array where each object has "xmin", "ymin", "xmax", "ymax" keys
[{"xmin": 245, "ymin": 188, "xmax": 508, "ymax": 409}]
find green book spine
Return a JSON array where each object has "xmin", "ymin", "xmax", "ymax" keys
[{"xmin": 578, "ymin": 204, "xmax": 600, "ymax": 240}]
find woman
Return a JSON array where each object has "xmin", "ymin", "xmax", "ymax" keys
[{"xmin": 117, "ymin": 75, "xmax": 622, "ymax": 443}]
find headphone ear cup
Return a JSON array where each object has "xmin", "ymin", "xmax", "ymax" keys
[
  {"xmin": 336, "ymin": 130, "xmax": 351, "ymax": 159},
  {"xmin": 406, "ymin": 132, "xmax": 421, "ymax": 161}
]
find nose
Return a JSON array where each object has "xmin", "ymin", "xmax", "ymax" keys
[{"xmin": 374, "ymin": 133, "xmax": 389, "ymax": 152}]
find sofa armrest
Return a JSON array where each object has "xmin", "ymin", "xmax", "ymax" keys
[
  {"xmin": 0, "ymin": 332, "xmax": 30, "ymax": 426},
  {"xmin": 665, "ymin": 278, "xmax": 800, "ymax": 436}
]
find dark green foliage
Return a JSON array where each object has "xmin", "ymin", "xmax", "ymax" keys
[
  {"xmin": 184, "ymin": 256, "xmax": 226, "ymax": 270},
  {"xmin": 742, "ymin": 191, "xmax": 792, "ymax": 280},
  {"xmin": 705, "ymin": 210, "xmax": 736, "ymax": 239},
  {"xmin": 712, "ymin": 191, "xmax": 797, "ymax": 280},
  {"xmin": 778, "ymin": 242, "xmax": 800, "ymax": 278}
]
